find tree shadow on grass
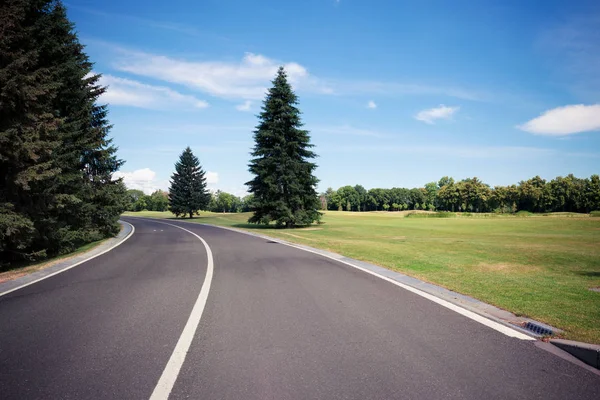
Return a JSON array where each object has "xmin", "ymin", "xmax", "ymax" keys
[
  {"xmin": 574, "ymin": 271, "xmax": 600, "ymax": 277},
  {"xmin": 164, "ymin": 216, "xmax": 323, "ymax": 231},
  {"xmin": 230, "ymin": 223, "xmax": 324, "ymax": 230}
]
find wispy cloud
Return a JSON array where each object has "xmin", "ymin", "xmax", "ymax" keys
[
  {"xmin": 367, "ymin": 100, "xmax": 377, "ymax": 109},
  {"xmin": 415, "ymin": 105, "xmax": 460, "ymax": 124},
  {"xmin": 236, "ymin": 100, "xmax": 253, "ymax": 111},
  {"xmin": 105, "ymin": 44, "xmax": 484, "ymax": 102},
  {"xmin": 518, "ymin": 104, "xmax": 600, "ymax": 136},
  {"xmin": 113, "ymin": 51, "xmax": 323, "ymax": 100},
  {"xmin": 98, "ymin": 74, "xmax": 208, "ymax": 110}
]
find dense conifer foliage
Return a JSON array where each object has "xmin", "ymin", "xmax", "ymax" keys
[
  {"xmin": 0, "ymin": 1, "xmax": 126, "ymax": 267},
  {"xmin": 246, "ymin": 67, "xmax": 321, "ymax": 227},
  {"xmin": 168, "ymin": 147, "xmax": 209, "ymax": 218}
]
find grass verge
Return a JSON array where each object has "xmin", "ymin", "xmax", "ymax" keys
[{"xmin": 124, "ymin": 210, "xmax": 600, "ymax": 343}]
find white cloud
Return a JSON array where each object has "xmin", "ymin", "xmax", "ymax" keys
[
  {"xmin": 98, "ymin": 74, "xmax": 209, "ymax": 110},
  {"xmin": 415, "ymin": 105, "xmax": 460, "ymax": 124},
  {"xmin": 206, "ymin": 171, "xmax": 219, "ymax": 184},
  {"xmin": 114, "ymin": 51, "xmax": 318, "ymax": 100},
  {"xmin": 105, "ymin": 45, "xmax": 485, "ymax": 102},
  {"xmin": 367, "ymin": 100, "xmax": 377, "ymax": 109},
  {"xmin": 236, "ymin": 100, "xmax": 252, "ymax": 111},
  {"xmin": 114, "ymin": 168, "xmax": 219, "ymax": 194},
  {"xmin": 518, "ymin": 104, "xmax": 600, "ymax": 136},
  {"xmin": 113, "ymin": 168, "xmax": 167, "ymax": 194}
]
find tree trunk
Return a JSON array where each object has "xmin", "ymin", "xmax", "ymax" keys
[{"xmin": 189, "ymin": 211, "xmax": 193, "ymax": 219}]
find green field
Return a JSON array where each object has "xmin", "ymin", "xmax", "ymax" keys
[{"xmin": 124, "ymin": 210, "xmax": 600, "ymax": 343}]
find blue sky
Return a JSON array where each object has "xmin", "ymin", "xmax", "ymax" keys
[{"xmin": 66, "ymin": 0, "xmax": 600, "ymax": 195}]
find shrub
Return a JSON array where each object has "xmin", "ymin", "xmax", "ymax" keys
[
  {"xmin": 516, "ymin": 210, "xmax": 533, "ymax": 217},
  {"xmin": 591, "ymin": 211, "xmax": 600, "ymax": 217},
  {"xmin": 406, "ymin": 211, "xmax": 456, "ymax": 218}
]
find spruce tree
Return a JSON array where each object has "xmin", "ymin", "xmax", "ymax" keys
[
  {"xmin": 246, "ymin": 67, "xmax": 321, "ymax": 227},
  {"xmin": 169, "ymin": 147, "xmax": 209, "ymax": 218},
  {"xmin": 0, "ymin": 0, "xmax": 126, "ymax": 266}
]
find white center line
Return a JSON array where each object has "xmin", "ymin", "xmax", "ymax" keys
[{"xmin": 147, "ymin": 221, "xmax": 214, "ymax": 400}]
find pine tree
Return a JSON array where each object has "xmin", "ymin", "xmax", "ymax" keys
[
  {"xmin": 246, "ymin": 67, "xmax": 321, "ymax": 227},
  {"xmin": 169, "ymin": 147, "xmax": 209, "ymax": 218},
  {"xmin": 0, "ymin": 0, "xmax": 126, "ymax": 266}
]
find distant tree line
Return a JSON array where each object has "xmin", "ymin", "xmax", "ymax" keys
[
  {"xmin": 322, "ymin": 174, "xmax": 600, "ymax": 214},
  {"xmin": 125, "ymin": 188, "xmax": 255, "ymax": 214},
  {"xmin": 1, "ymin": 1, "xmax": 126, "ymax": 267}
]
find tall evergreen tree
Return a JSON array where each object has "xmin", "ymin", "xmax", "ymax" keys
[
  {"xmin": 169, "ymin": 147, "xmax": 209, "ymax": 218},
  {"xmin": 0, "ymin": 0, "xmax": 126, "ymax": 266},
  {"xmin": 246, "ymin": 67, "xmax": 321, "ymax": 227}
]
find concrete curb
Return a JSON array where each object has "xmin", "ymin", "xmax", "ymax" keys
[
  {"xmin": 0, "ymin": 220, "xmax": 134, "ymax": 297},
  {"xmin": 550, "ymin": 340, "xmax": 600, "ymax": 370}
]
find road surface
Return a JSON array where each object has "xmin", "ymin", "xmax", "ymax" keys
[{"xmin": 1, "ymin": 217, "xmax": 599, "ymax": 399}]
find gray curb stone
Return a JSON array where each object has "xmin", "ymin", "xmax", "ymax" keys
[
  {"xmin": 0, "ymin": 220, "xmax": 133, "ymax": 296},
  {"xmin": 550, "ymin": 340, "xmax": 600, "ymax": 370}
]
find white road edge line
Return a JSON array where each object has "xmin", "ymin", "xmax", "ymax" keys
[
  {"xmin": 148, "ymin": 221, "xmax": 214, "ymax": 400},
  {"xmin": 281, "ymin": 241, "xmax": 536, "ymax": 341},
  {"xmin": 136, "ymin": 218, "xmax": 534, "ymax": 341},
  {"xmin": 0, "ymin": 221, "xmax": 136, "ymax": 298},
  {"xmin": 126, "ymin": 217, "xmax": 534, "ymax": 341}
]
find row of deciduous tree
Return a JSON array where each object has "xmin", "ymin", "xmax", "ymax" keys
[
  {"xmin": 322, "ymin": 174, "xmax": 600, "ymax": 213},
  {"xmin": 208, "ymin": 191, "xmax": 255, "ymax": 213},
  {"xmin": 1, "ymin": 1, "xmax": 127, "ymax": 267}
]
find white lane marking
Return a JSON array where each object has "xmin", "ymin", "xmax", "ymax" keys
[
  {"xmin": 125, "ymin": 217, "xmax": 535, "ymax": 340},
  {"xmin": 148, "ymin": 221, "xmax": 214, "ymax": 400},
  {"xmin": 0, "ymin": 221, "xmax": 136, "ymax": 298},
  {"xmin": 282, "ymin": 241, "xmax": 536, "ymax": 340}
]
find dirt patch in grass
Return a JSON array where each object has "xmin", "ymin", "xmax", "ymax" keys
[{"xmin": 475, "ymin": 262, "xmax": 542, "ymax": 274}]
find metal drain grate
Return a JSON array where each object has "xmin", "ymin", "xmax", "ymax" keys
[{"xmin": 524, "ymin": 321, "xmax": 554, "ymax": 336}]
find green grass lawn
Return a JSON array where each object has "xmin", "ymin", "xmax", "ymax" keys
[{"xmin": 124, "ymin": 210, "xmax": 600, "ymax": 343}]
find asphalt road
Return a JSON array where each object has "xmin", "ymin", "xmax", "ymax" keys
[{"xmin": 1, "ymin": 217, "xmax": 599, "ymax": 399}]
